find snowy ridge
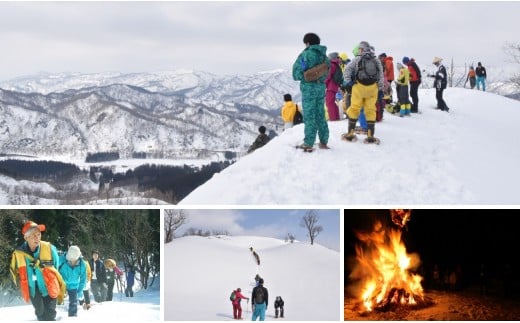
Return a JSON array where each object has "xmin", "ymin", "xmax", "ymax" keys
[
  {"xmin": 180, "ymin": 88, "xmax": 520, "ymax": 205},
  {"xmin": 165, "ymin": 235, "xmax": 340, "ymax": 321}
]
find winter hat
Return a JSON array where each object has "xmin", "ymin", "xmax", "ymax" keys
[
  {"xmin": 66, "ymin": 245, "xmax": 82, "ymax": 262},
  {"xmin": 396, "ymin": 62, "xmax": 404, "ymax": 70},
  {"xmin": 258, "ymin": 126, "xmax": 266, "ymax": 134},
  {"xmin": 339, "ymin": 52, "xmax": 349, "ymax": 63},
  {"xmin": 259, "ymin": 278, "xmax": 264, "ymax": 285},
  {"xmin": 352, "ymin": 45, "xmax": 360, "ymax": 57},
  {"xmin": 358, "ymin": 41, "xmax": 371, "ymax": 53},
  {"xmin": 303, "ymin": 32, "xmax": 320, "ymax": 45},
  {"xmin": 283, "ymin": 93, "xmax": 292, "ymax": 102},
  {"xmin": 328, "ymin": 52, "xmax": 339, "ymax": 60},
  {"xmin": 402, "ymin": 56, "xmax": 410, "ymax": 64},
  {"xmin": 22, "ymin": 221, "xmax": 45, "ymax": 238},
  {"xmin": 378, "ymin": 52, "xmax": 387, "ymax": 59},
  {"xmin": 432, "ymin": 57, "xmax": 443, "ymax": 64}
]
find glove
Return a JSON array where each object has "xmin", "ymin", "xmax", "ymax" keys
[{"xmin": 78, "ymin": 291, "xmax": 84, "ymax": 302}]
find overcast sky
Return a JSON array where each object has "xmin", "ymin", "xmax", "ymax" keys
[
  {"xmin": 176, "ymin": 209, "xmax": 340, "ymax": 251},
  {"xmin": 0, "ymin": 1, "xmax": 518, "ymax": 81}
]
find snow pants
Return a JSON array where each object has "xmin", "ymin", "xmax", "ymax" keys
[
  {"xmin": 347, "ymin": 83, "xmax": 378, "ymax": 122},
  {"xmin": 325, "ymin": 90, "xmax": 340, "ymax": 121},
  {"xmin": 233, "ymin": 303, "xmax": 243, "ymax": 319},
  {"xmin": 410, "ymin": 81, "xmax": 420, "ymax": 112},
  {"xmin": 252, "ymin": 302, "xmax": 266, "ymax": 321},
  {"xmin": 67, "ymin": 289, "xmax": 78, "ymax": 317},
  {"xmin": 301, "ymin": 82, "xmax": 329, "ymax": 146},
  {"xmin": 30, "ymin": 286, "xmax": 57, "ymax": 321},
  {"xmin": 476, "ymin": 76, "xmax": 486, "ymax": 91}
]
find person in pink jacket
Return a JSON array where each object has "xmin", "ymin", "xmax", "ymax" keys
[{"xmin": 231, "ymin": 288, "xmax": 249, "ymax": 320}]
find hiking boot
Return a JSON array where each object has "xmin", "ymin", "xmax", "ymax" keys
[
  {"xmin": 318, "ymin": 143, "xmax": 330, "ymax": 149},
  {"xmin": 298, "ymin": 144, "xmax": 314, "ymax": 152}
]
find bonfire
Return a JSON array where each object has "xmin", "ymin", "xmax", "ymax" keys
[{"xmin": 350, "ymin": 210, "xmax": 428, "ymax": 312}]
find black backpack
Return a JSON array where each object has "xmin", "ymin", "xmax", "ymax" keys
[
  {"xmin": 254, "ymin": 287, "xmax": 265, "ymax": 304},
  {"xmin": 293, "ymin": 104, "xmax": 303, "ymax": 125},
  {"xmin": 331, "ymin": 62, "xmax": 343, "ymax": 86},
  {"xmin": 356, "ymin": 53, "xmax": 379, "ymax": 86}
]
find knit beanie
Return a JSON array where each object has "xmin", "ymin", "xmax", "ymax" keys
[
  {"xmin": 283, "ymin": 93, "xmax": 292, "ymax": 102},
  {"xmin": 66, "ymin": 245, "xmax": 82, "ymax": 262},
  {"xmin": 402, "ymin": 56, "xmax": 410, "ymax": 64}
]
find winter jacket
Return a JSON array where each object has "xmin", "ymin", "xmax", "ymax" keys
[
  {"xmin": 247, "ymin": 134, "xmax": 270, "ymax": 154},
  {"xmin": 11, "ymin": 241, "xmax": 61, "ymax": 299},
  {"xmin": 59, "ymin": 256, "xmax": 87, "ymax": 292},
  {"xmin": 325, "ymin": 58, "xmax": 342, "ymax": 92},
  {"xmin": 343, "ymin": 54, "xmax": 384, "ymax": 91},
  {"xmin": 231, "ymin": 290, "xmax": 248, "ymax": 306},
  {"xmin": 274, "ymin": 297, "xmax": 284, "ymax": 308},
  {"xmin": 433, "ymin": 64, "xmax": 448, "ymax": 90},
  {"xmin": 281, "ymin": 101, "xmax": 298, "ymax": 123},
  {"xmin": 126, "ymin": 269, "xmax": 135, "ymax": 287},
  {"xmin": 252, "ymin": 285, "xmax": 269, "ymax": 307},
  {"xmin": 383, "ymin": 56, "xmax": 395, "ymax": 81},
  {"xmin": 407, "ymin": 60, "xmax": 422, "ymax": 83},
  {"xmin": 476, "ymin": 65, "xmax": 487, "ymax": 78},
  {"xmin": 396, "ymin": 66, "xmax": 410, "ymax": 86},
  {"xmin": 292, "ymin": 44, "xmax": 330, "ymax": 91},
  {"xmin": 89, "ymin": 258, "xmax": 107, "ymax": 283}
]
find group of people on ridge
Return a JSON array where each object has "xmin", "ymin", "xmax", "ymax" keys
[
  {"xmin": 231, "ymin": 276, "xmax": 284, "ymax": 321},
  {"xmin": 465, "ymin": 62, "xmax": 487, "ymax": 91},
  {"xmin": 10, "ymin": 220, "xmax": 136, "ymax": 320}
]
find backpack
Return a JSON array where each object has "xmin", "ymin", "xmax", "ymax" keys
[
  {"xmin": 356, "ymin": 53, "xmax": 379, "ymax": 86},
  {"xmin": 230, "ymin": 290, "xmax": 236, "ymax": 301},
  {"xmin": 254, "ymin": 287, "xmax": 265, "ymax": 304},
  {"xmin": 331, "ymin": 63, "xmax": 343, "ymax": 86},
  {"xmin": 293, "ymin": 104, "xmax": 303, "ymax": 125}
]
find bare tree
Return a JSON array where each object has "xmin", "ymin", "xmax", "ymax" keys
[
  {"xmin": 300, "ymin": 210, "xmax": 323, "ymax": 245},
  {"xmin": 504, "ymin": 42, "xmax": 520, "ymax": 88},
  {"xmin": 164, "ymin": 209, "xmax": 188, "ymax": 243}
]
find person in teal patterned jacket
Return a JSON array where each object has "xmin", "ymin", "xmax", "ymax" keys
[{"xmin": 292, "ymin": 32, "xmax": 330, "ymax": 152}]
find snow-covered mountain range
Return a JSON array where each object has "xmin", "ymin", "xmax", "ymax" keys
[{"xmin": 0, "ymin": 69, "xmax": 301, "ymax": 159}]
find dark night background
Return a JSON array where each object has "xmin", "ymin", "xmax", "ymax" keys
[{"xmin": 344, "ymin": 209, "xmax": 520, "ymax": 298}]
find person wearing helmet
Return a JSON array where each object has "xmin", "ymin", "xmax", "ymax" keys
[{"xmin": 427, "ymin": 57, "xmax": 449, "ymax": 112}]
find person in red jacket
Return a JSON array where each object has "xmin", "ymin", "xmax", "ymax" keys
[{"xmin": 231, "ymin": 288, "xmax": 249, "ymax": 320}]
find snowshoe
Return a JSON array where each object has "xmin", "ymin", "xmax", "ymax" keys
[
  {"xmin": 341, "ymin": 132, "xmax": 358, "ymax": 142},
  {"xmin": 318, "ymin": 143, "xmax": 330, "ymax": 149},
  {"xmin": 363, "ymin": 136, "xmax": 380, "ymax": 145},
  {"xmin": 354, "ymin": 126, "xmax": 367, "ymax": 135},
  {"xmin": 296, "ymin": 144, "xmax": 314, "ymax": 152}
]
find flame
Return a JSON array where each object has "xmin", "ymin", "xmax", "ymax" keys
[{"xmin": 351, "ymin": 219, "xmax": 423, "ymax": 312}]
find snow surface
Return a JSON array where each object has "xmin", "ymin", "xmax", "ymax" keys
[
  {"xmin": 0, "ymin": 278, "xmax": 160, "ymax": 321},
  {"xmin": 165, "ymin": 235, "xmax": 341, "ymax": 321},
  {"xmin": 180, "ymin": 88, "xmax": 520, "ymax": 205}
]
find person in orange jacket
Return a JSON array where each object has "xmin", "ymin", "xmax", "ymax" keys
[{"xmin": 466, "ymin": 66, "xmax": 476, "ymax": 89}]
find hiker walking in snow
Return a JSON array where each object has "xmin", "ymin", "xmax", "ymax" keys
[
  {"xmin": 59, "ymin": 245, "xmax": 87, "ymax": 317},
  {"xmin": 427, "ymin": 57, "xmax": 449, "ymax": 112},
  {"xmin": 250, "ymin": 247, "xmax": 260, "ymax": 266},
  {"xmin": 89, "ymin": 250, "xmax": 108, "ymax": 303},
  {"xmin": 10, "ymin": 221, "xmax": 65, "ymax": 321},
  {"xmin": 292, "ymin": 32, "xmax": 330, "ymax": 152},
  {"xmin": 247, "ymin": 126, "xmax": 270, "ymax": 154},
  {"xmin": 466, "ymin": 66, "xmax": 477, "ymax": 89},
  {"xmin": 274, "ymin": 296, "xmax": 284, "ymax": 318},
  {"xmin": 79, "ymin": 258, "xmax": 93, "ymax": 310},
  {"xmin": 342, "ymin": 41, "xmax": 384, "ymax": 144},
  {"xmin": 251, "ymin": 278, "xmax": 269, "ymax": 321},
  {"xmin": 475, "ymin": 62, "xmax": 487, "ymax": 91},
  {"xmin": 125, "ymin": 266, "xmax": 136, "ymax": 297},
  {"xmin": 104, "ymin": 258, "xmax": 122, "ymax": 301},
  {"xmin": 230, "ymin": 287, "xmax": 250, "ymax": 320}
]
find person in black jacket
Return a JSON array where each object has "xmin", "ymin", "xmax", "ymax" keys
[
  {"xmin": 428, "ymin": 57, "xmax": 449, "ymax": 112},
  {"xmin": 475, "ymin": 61, "xmax": 487, "ymax": 91},
  {"xmin": 274, "ymin": 296, "xmax": 284, "ymax": 318},
  {"xmin": 251, "ymin": 278, "xmax": 269, "ymax": 321},
  {"xmin": 89, "ymin": 250, "xmax": 108, "ymax": 303}
]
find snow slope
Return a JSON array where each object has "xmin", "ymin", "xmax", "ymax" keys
[
  {"xmin": 179, "ymin": 88, "xmax": 520, "ymax": 205},
  {"xmin": 165, "ymin": 235, "xmax": 341, "ymax": 321},
  {"xmin": 0, "ymin": 280, "xmax": 160, "ymax": 321}
]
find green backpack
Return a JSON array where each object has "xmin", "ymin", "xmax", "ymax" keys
[{"xmin": 230, "ymin": 290, "xmax": 236, "ymax": 301}]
